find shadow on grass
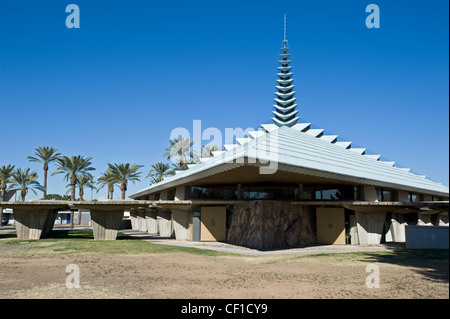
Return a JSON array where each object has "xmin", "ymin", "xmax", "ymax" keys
[
  {"xmin": 43, "ymin": 229, "xmax": 94, "ymax": 240},
  {"xmin": 42, "ymin": 229, "xmax": 156, "ymax": 241},
  {"xmin": 0, "ymin": 232, "xmax": 16, "ymax": 240},
  {"xmin": 361, "ymin": 249, "xmax": 449, "ymax": 283}
]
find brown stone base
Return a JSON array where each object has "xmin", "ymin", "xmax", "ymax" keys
[{"xmin": 227, "ymin": 200, "xmax": 316, "ymax": 250}]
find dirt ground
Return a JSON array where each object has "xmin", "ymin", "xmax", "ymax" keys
[{"xmin": 0, "ymin": 240, "xmax": 448, "ymax": 299}]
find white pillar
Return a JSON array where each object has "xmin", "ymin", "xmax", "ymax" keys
[
  {"xmin": 172, "ymin": 209, "xmax": 192, "ymax": 240},
  {"xmin": 355, "ymin": 211, "xmax": 386, "ymax": 245},
  {"xmin": 363, "ymin": 185, "xmax": 378, "ymax": 201},
  {"xmin": 137, "ymin": 208, "xmax": 148, "ymax": 232},
  {"xmin": 417, "ymin": 214, "xmax": 433, "ymax": 226},
  {"xmin": 389, "ymin": 213, "xmax": 407, "ymax": 242},
  {"xmin": 438, "ymin": 213, "xmax": 449, "ymax": 226},
  {"xmin": 157, "ymin": 210, "xmax": 173, "ymax": 237},
  {"xmin": 145, "ymin": 209, "xmax": 158, "ymax": 234}
]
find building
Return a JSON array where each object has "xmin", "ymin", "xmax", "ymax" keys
[{"xmin": 129, "ymin": 19, "xmax": 449, "ymax": 249}]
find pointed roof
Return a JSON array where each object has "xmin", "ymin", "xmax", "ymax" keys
[{"xmin": 130, "ymin": 122, "xmax": 449, "ymax": 198}]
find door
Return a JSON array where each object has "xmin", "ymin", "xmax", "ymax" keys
[
  {"xmin": 316, "ymin": 208, "xmax": 346, "ymax": 245},
  {"xmin": 200, "ymin": 207, "xmax": 226, "ymax": 241}
]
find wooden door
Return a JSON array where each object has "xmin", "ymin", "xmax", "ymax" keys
[
  {"xmin": 316, "ymin": 208, "xmax": 346, "ymax": 245},
  {"xmin": 200, "ymin": 207, "xmax": 226, "ymax": 241}
]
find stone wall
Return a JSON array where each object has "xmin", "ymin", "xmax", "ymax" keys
[{"xmin": 227, "ymin": 200, "xmax": 316, "ymax": 250}]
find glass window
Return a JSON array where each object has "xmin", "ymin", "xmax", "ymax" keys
[
  {"xmin": 242, "ymin": 185, "xmax": 297, "ymax": 200},
  {"xmin": 302, "ymin": 185, "xmax": 359, "ymax": 200},
  {"xmin": 376, "ymin": 188, "xmax": 395, "ymax": 201},
  {"xmin": 408, "ymin": 193, "xmax": 418, "ymax": 202},
  {"xmin": 190, "ymin": 186, "xmax": 238, "ymax": 200}
]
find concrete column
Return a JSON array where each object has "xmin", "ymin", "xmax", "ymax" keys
[
  {"xmin": 157, "ymin": 210, "xmax": 173, "ymax": 237},
  {"xmin": 349, "ymin": 214, "xmax": 359, "ymax": 245},
  {"xmin": 90, "ymin": 210, "xmax": 124, "ymax": 240},
  {"xmin": 175, "ymin": 186, "xmax": 186, "ymax": 201},
  {"xmin": 130, "ymin": 209, "xmax": 137, "ymax": 230},
  {"xmin": 437, "ymin": 213, "xmax": 449, "ymax": 226},
  {"xmin": 172, "ymin": 209, "xmax": 192, "ymax": 240},
  {"xmin": 397, "ymin": 191, "xmax": 409, "ymax": 202},
  {"xmin": 42, "ymin": 210, "xmax": 59, "ymax": 237},
  {"xmin": 355, "ymin": 211, "xmax": 386, "ymax": 245},
  {"xmin": 389, "ymin": 213, "xmax": 407, "ymax": 242},
  {"xmin": 363, "ymin": 185, "xmax": 378, "ymax": 201},
  {"xmin": 13, "ymin": 209, "xmax": 54, "ymax": 240},
  {"xmin": 417, "ymin": 213, "xmax": 433, "ymax": 226},
  {"xmin": 145, "ymin": 209, "xmax": 158, "ymax": 234},
  {"xmin": 137, "ymin": 208, "xmax": 148, "ymax": 232},
  {"xmin": 129, "ymin": 209, "xmax": 139, "ymax": 230},
  {"xmin": 192, "ymin": 212, "xmax": 201, "ymax": 242}
]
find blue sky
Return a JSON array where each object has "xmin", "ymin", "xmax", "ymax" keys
[{"xmin": 0, "ymin": 0, "xmax": 448, "ymax": 200}]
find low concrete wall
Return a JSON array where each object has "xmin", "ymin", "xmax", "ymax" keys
[{"xmin": 405, "ymin": 225, "xmax": 449, "ymax": 249}]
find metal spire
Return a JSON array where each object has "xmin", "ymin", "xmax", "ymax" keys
[{"xmin": 272, "ymin": 14, "xmax": 299, "ymax": 127}]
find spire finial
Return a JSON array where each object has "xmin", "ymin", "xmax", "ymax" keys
[{"xmin": 272, "ymin": 14, "xmax": 299, "ymax": 127}]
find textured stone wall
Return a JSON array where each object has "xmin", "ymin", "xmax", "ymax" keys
[{"xmin": 227, "ymin": 200, "xmax": 316, "ymax": 250}]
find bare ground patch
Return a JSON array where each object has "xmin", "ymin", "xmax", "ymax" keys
[{"xmin": 0, "ymin": 250, "xmax": 448, "ymax": 299}]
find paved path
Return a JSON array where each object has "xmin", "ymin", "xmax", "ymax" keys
[{"xmin": 120, "ymin": 229, "xmax": 405, "ymax": 256}]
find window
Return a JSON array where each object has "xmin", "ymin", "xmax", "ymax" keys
[
  {"xmin": 302, "ymin": 185, "xmax": 359, "ymax": 200},
  {"xmin": 242, "ymin": 185, "xmax": 298, "ymax": 200},
  {"xmin": 376, "ymin": 188, "xmax": 396, "ymax": 201},
  {"xmin": 408, "ymin": 193, "xmax": 418, "ymax": 202},
  {"xmin": 190, "ymin": 186, "xmax": 238, "ymax": 200}
]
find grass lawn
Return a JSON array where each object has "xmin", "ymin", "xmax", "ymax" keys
[{"xmin": 0, "ymin": 229, "xmax": 224, "ymax": 256}]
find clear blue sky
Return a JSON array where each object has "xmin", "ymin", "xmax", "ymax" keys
[{"xmin": 0, "ymin": 0, "xmax": 448, "ymax": 200}]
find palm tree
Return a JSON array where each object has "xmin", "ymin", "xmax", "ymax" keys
[
  {"xmin": 97, "ymin": 169, "xmax": 118, "ymax": 199},
  {"xmin": 66, "ymin": 174, "xmax": 96, "ymax": 225},
  {"xmin": 107, "ymin": 163, "xmax": 142, "ymax": 200},
  {"xmin": 146, "ymin": 162, "xmax": 174, "ymax": 184},
  {"xmin": 52, "ymin": 155, "xmax": 95, "ymax": 201},
  {"xmin": 164, "ymin": 137, "xmax": 198, "ymax": 171},
  {"xmin": 201, "ymin": 144, "xmax": 222, "ymax": 158},
  {"xmin": 52, "ymin": 155, "xmax": 95, "ymax": 228},
  {"xmin": 8, "ymin": 168, "xmax": 44, "ymax": 202},
  {"xmin": 27, "ymin": 146, "xmax": 61, "ymax": 200},
  {"xmin": 0, "ymin": 164, "xmax": 15, "ymax": 202},
  {"xmin": 0, "ymin": 164, "xmax": 15, "ymax": 224},
  {"xmin": 76, "ymin": 174, "xmax": 96, "ymax": 201},
  {"xmin": 66, "ymin": 174, "xmax": 96, "ymax": 201}
]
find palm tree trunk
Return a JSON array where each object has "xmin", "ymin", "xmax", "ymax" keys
[
  {"xmin": 121, "ymin": 181, "xmax": 127, "ymax": 200},
  {"xmin": 78, "ymin": 187, "xmax": 84, "ymax": 225},
  {"xmin": 0, "ymin": 187, "xmax": 4, "ymax": 227},
  {"xmin": 109, "ymin": 185, "xmax": 114, "ymax": 200},
  {"xmin": 21, "ymin": 188, "xmax": 26, "ymax": 202},
  {"xmin": 43, "ymin": 164, "xmax": 48, "ymax": 200},
  {"xmin": 70, "ymin": 174, "xmax": 76, "ymax": 229}
]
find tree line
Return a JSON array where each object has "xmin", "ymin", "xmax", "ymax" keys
[{"xmin": 0, "ymin": 138, "xmax": 221, "ymax": 203}]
